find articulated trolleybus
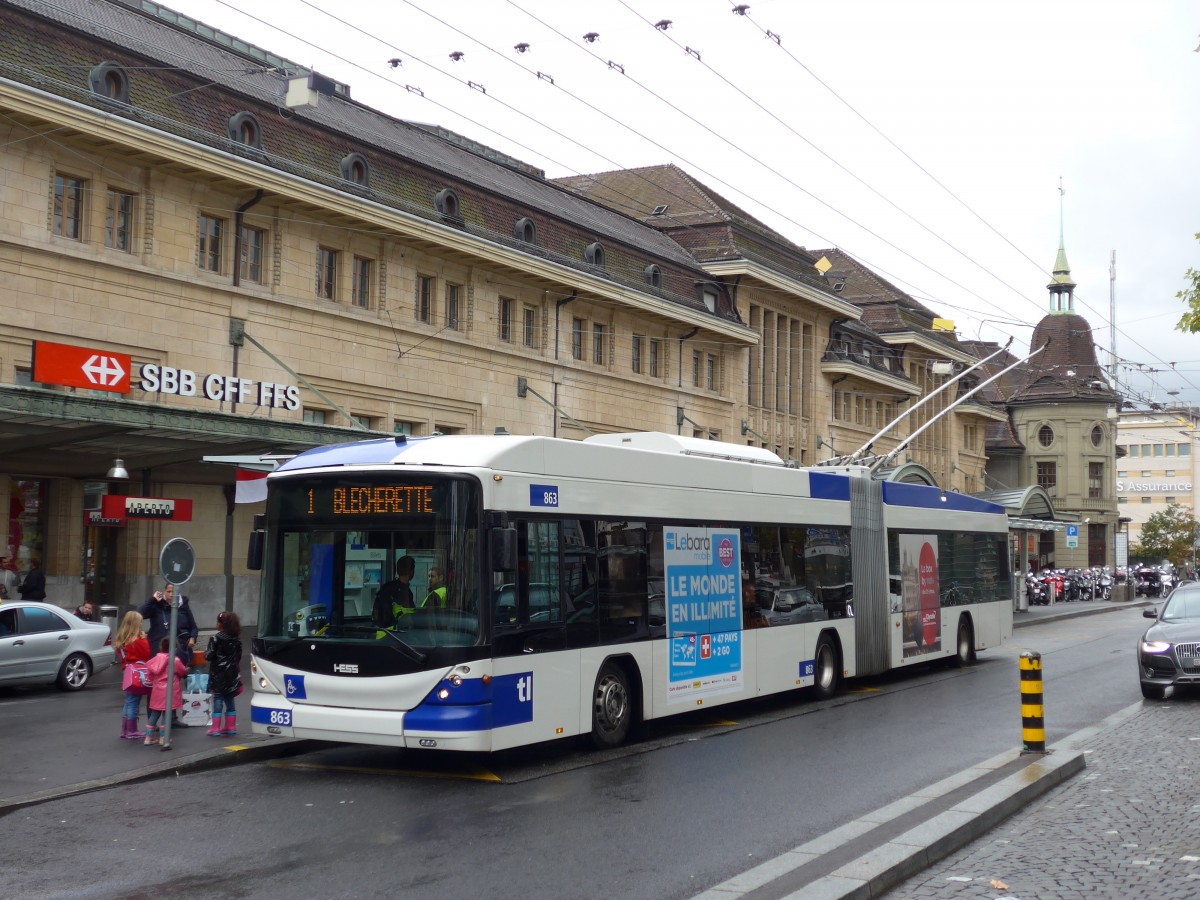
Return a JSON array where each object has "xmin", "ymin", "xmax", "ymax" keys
[{"xmin": 249, "ymin": 431, "xmax": 1012, "ymax": 751}]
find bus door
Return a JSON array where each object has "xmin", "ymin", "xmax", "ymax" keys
[{"xmin": 493, "ymin": 519, "xmax": 599, "ymax": 656}]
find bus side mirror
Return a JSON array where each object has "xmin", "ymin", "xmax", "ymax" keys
[
  {"xmin": 244, "ymin": 525, "xmax": 264, "ymax": 573},
  {"xmin": 490, "ymin": 526, "xmax": 517, "ymax": 572}
]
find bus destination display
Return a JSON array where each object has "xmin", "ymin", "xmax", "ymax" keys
[{"xmin": 306, "ymin": 485, "xmax": 436, "ymax": 516}]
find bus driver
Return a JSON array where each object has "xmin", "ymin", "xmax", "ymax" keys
[{"xmin": 372, "ymin": 556, "xmax": 416, "ymax": 627}]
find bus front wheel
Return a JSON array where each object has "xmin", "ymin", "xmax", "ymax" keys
[
  {"xmin": 812, "ymin": 636, "xmax": 838, "ymax": 701},
  {"xmin": 592, "ymin": 663, "xmax": 632, "ymax": 749}
]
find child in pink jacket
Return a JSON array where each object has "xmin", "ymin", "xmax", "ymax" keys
[{"xmin": 145, "ymin": 637, "xmax": 187, "ymax": 746}]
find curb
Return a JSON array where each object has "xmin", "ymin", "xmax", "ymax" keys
[
  {"xmin": 0, "ymin": 737, "xmax": 319, "ymax": 818},
  {"xmin": 1014, "ymin": 598, "xmax": 1151, "ymax": 628}
]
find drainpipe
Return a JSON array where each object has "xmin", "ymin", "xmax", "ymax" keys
[
  {"xmin": 677, "ymin": 327, "xmax": 699, "ymax": 387},
  {"xmin": 230, "ymin": 191, "xmax": 263, "ymax": 414},
  {"xmin": 553, "ymin": 291, "xmax": 578, "ymax": 361}
]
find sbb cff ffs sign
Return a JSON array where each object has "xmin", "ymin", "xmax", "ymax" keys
[{"xmin": 101, "ymin": 495, "xmax": 193, "ymax": 522}]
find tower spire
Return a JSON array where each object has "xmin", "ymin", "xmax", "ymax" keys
[{"xmin": 1048, "ymin": 177, "xmax": 1076, "ymax": 314}]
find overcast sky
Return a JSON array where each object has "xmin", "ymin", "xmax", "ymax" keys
[{"xmin": 161, "ymin": 0, "xmax": 1200, "ymax": 407}]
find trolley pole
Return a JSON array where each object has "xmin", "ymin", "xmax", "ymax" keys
[{"xmin": 1019, "ymin": 650, "xmax": 1046, "ymax": 754}]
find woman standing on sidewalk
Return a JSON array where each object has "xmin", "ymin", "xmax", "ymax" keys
[
  {"xmin": 113, "ymin": 611, "xmax": 150, "ymax": 740},
  {"xmin": 204, "ymin": 611, "xmax": 243, "ymax": 736}
]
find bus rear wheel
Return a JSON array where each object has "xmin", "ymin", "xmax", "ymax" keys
[
  {"xmin": 812, "ymin": 636, "xmax": 838, "ymax": 701},
  {"xmin": 954, "ymin": 618, "xmax": 976, "ymax": 667},
  {"xmin": 591, "ymin": 663, "xmax": 632, "ymax": 749}
]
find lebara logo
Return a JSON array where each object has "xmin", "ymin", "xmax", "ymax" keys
[
  {"xmin": 717, "ymin": 537, "xmax": 734, "ymax": 567},
  {"xmin": 666, "ymin": 532, "xmax": 676, "ymax": 551}
]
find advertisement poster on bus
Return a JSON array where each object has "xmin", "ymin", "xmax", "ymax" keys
[
  {"xmin": 899, "ymin": 534, "xmax": 941, "ymax": 657},
  {"xmin": 664, "ymin": 526, "xmax": 743, "ymax": 703}
]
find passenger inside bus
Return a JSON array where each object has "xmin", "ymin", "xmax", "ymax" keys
[{"xmin": 742, "ymin": 574, "xmax": 768, "ymax": 629}]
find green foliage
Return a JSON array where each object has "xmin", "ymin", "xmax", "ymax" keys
[
  {"xmin": 1132, "ymin": 503, "xmax": 1199, "ymax": 568},
  {"xmin": 1175, "ymin": 232, "xmax": 1200, "ymax": 333}
]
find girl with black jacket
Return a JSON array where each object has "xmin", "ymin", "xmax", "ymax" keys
[{"xmin": 204, "ymin": 611, "xmax": 243, "ymax": 736}]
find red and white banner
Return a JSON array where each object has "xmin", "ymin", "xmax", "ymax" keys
[{"xmin": 235, "ymin": 467, "xmax": 268, "ymax": 504}]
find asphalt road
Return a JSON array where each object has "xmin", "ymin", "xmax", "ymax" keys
[{"xmin": 0, "ymin": 610, "xmax": 1150, "ymax": 899}]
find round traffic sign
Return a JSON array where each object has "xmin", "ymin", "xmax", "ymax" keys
[{"xmin": 159, "ymin": 537, "xmax": 196, "ymax": 586}]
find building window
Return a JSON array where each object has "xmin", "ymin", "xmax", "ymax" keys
[
  {"xmin": 1118, "ymin": 496, "xmax": 1128, "ymax": 504},
  {"xmin": 1090, "ymin": 424, "xmax": 1104, "ymax": 447},
  {"xmin": 632, "ymin": 335, "xmax": 643, "ymax": 374},
  {"xmin": 416, "ymin": 274, "xmax": 434, "ymax": 323},
  {"xmin": 649, "ymin": 339, "xmax": 661, "ymax": 378},
  {"xmin": 394, "ymin": 421, "xmax": 414, "ymax": 436},
  {"xmin": 644, "ymin": 264, "xmax": 662, "ymax": 288},
  {"xmin": 198, "ymin": 214, "xmax": 223, "ymax": 272},
  {"xmin": 692, "ymin": 350, "xmax": 701, "ymax": 387},
  {"xmin": 105, "ymin": 189, "xmax": 135, "ymax": 251},
  {"xmin": 1166, "ymin": 444, "xmax": 1176, "ymax": 457},
  {"xmin": 350, "ymin": 414, "xmax": 373, "ymax": 430},
  {"xmin": 434, "ymin": 188, "xmax": 462, "ymax": 224},
  {"xmin": 523, "ymin": 306, "xmax": 537, "ymax": 348},
  {"xmin": 1181, "ymin": 443, "xmax": 1191, "ymax": 457},
  {"xmin": 514, "ymin": 217, "xmax": 536, "ymax": 244},
  {"xmin": 1089, "ymin": 462, "xmax": 1103, "ymax": 499},
  {"xmin": 303, "ymin": 409, "xmax": 327, "ymax": 425},
  {"xmin": 1154, "ymin": 444, "xmax": 1164, "ymax": 457},
  {"xmin": 352, "ymin": 256, "xmax": 372, "ymax": 308},
  {"xmin": 1166, "ymin": 469, "xmax": 1177, "ymax": 478},
  {"xmin": 227, "ymin": 112, "xmax": 263, "ymax": 149},
  {"xmin": 585, "ymin": 242, "xmax": 605, "ymax": 267},
  {"xmin": 1141, "ymin": 496, "xmax": 1152, "ymax": 504},
  {"xmin": 1037, "ymin": 461, "xmax": 1056, "ymax": 494},
  {"xmin": 593, "ymin": 323, "xmax": 606, "ymax": 365},
  {"xmin": 340, "ymin": 152, "xmax": 370, "ymax": 187},
  {"xmin": 1142, "ymin": 471, "xmax": 1152, "ymax": 478},
  {"xmin": 1141, "ymin": 444, "xmax": 1151, "ymax": 457},
  {"xmin": 1037, "ymin": 425, "xmax": 1054, "ymax": 448},
  {"xmin": 499, "ymin": 298, "xmax": 513, "ymax": 342},
  {"xmin": 88, "ymin": 61, "xmax": 130, "ymax": 103},
  {"xmin": 1117, "ymin": 470, "xmax": 1128, "ymax": 478},
  {"xmin": 572, "ymin": 317, "xmax": 585, "ymax": 360},
  {"xmin": 316, "ymin": 246, "xmax": 338, "ymax": 300},
  {"xmin": 53, "ymin": 174, "xmax": 85, "ymax": 239},
  {"xmin": 240, "ymin": 225, "xmax": 265, "ymax": 284},
  {"xmin": 706, "ymin": 354, "xmax": 717, "ymax": 390},
  {"xmin": 1166, "ymin": 496, "xmax": 1177, "ymax": 504},
  {"xmin": 1127, "ymin": 445, "xmax": 1139, "ymax": 458},
  {"xmin": 446, "ymin": 283, "xmax": 461, "ymax": 330},
  {"xmin": 702, "ymin": 284, "xmax": 719, "ymax": 312}
]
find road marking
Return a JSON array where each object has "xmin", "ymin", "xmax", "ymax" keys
[{"xmin": 266, "ymin": 760, "xmax": 502, "ymax": 782}]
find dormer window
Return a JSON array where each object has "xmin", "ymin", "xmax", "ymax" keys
[
  {"xmin": 697, "ymin": 281, "xmax": 719, "ymax": 312},
  {"xmin": 227, "ymin": 112, "xmax": 263, "ymax": 149},
  {"xmin": 644, "ymin": 264, "xmax": 662, "ymax": 289},
  {"xmin": 435, "ymin": 188, "xmax": 463, "ymax": 225},
  {"xmin": 585, "ymin": 242, "xmax": 606, "ymax": 268},
  {"xmin": 88, "ymin": 61, "xmax": 129, "ymax": 104},
  {"xmin": 651, "ymin": 205, "xmax": 668, "ymax": 216},
  {"xmin": 514, "ymin": 217, "xmax": 537, "ymax": 244},
  {"xmin": 340, "ymin": 153, "xmax": 370, "ymax": 187}
]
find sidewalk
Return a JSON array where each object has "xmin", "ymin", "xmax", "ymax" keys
[
  {"xmin": 0, "ymin": 596, "xmax": 1151, "ymax": 824},
  {"xmin": 0, "ymin": 634, "xmax": 313, "ymax": 817}
]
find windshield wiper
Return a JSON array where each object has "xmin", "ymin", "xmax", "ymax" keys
[{"xmin": 339, "ymin": 623, "xmax": 427, "ymax": 663}]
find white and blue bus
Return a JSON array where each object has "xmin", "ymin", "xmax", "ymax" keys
[{"xmin": 248, "ymin": 432, "xmax": 1012, "ymax": 751}]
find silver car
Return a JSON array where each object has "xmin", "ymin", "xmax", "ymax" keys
[{"xmin": 0, "ymin": 601, "xmax": 116, "ymax": 690}]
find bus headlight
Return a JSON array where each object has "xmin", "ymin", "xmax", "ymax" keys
[
  {"xmin": 437, "ymin": 688, "xmax": 451, "ymax": 700},
  {"xmin": 250, "ymin": 661, "xmax": 282, "ymax": 694}
]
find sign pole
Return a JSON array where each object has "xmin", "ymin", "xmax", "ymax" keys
[{"xmin": 158, "ymin": 538, "xmax": 196, "ymax": 752}]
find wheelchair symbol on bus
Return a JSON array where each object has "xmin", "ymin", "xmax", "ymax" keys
[{"xmin": 284, "ymin": 675, "xmax": 306, "ymax": 699}]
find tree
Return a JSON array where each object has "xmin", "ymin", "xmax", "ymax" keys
[
  {"xmin": 1132, "ymin": 503, "xmax": 1199, "ymax": 569},
  {"xmin": 1175, "ymin": 232, "xmax": 1200, "ymax": 332}
]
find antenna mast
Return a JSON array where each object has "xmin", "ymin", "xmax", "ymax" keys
[{"xmin": 1109, "ymin": 250, "xmax": 1117, "ymax": 378}]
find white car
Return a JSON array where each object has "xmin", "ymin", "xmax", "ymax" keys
[{"xmin": 0, "ymin": 601, "xmax": 115, "ymax": 690}]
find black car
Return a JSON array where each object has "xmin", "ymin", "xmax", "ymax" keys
[{"xmin": 1138, "ymin": 584, "xmax": 1200, "ymax": 699}]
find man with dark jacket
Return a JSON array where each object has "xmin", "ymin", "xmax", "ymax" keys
[
  {"xmin": 18, "ymin": 559, "xmax": 46, "ymax": 600},
  {"xmin": 138, "ymin": 583, "xmax": 198, "ymax": 663}
]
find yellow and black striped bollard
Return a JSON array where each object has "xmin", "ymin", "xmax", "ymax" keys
[{"xmin": 1019, "ymin": 650, "xmax": 1045, "ymax": 753}]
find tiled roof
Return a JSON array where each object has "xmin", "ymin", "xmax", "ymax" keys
[{"xmin": 3, "ymin": 0, "xmax": 734, "ymax": 318}]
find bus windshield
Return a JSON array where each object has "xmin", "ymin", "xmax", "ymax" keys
[{"xmin": 259, "ymin": 473, "xmax": 482, "ymax": 649}]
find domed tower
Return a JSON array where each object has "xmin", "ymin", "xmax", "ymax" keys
[{"xmin": 1005, "ymin": 189, "xmax": 1120, "ymax": 569}]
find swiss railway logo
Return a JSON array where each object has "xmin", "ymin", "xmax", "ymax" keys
[{"xmin": 32, "ymin": 340, "xmax": 131, "ymax": 394}]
